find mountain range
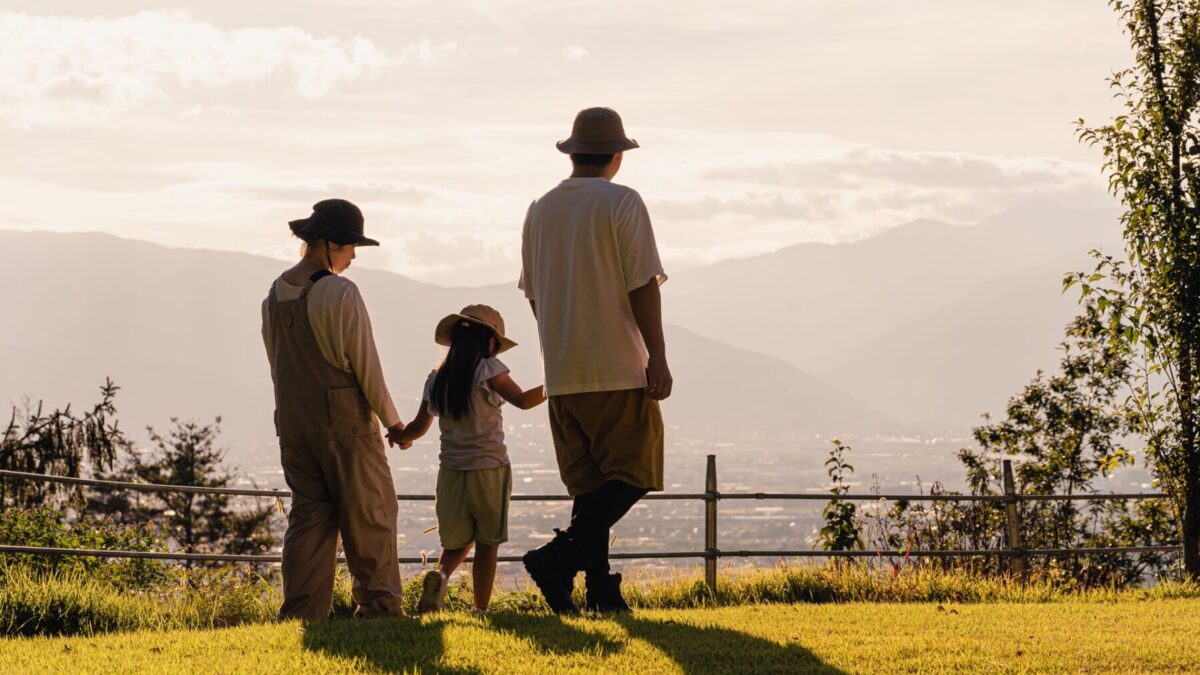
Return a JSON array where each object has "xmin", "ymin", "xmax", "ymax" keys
[
  {"xmin": 0, "ymin": 202, "xmax": 1123, "ymax": 462},
  {"xmin": 0, "ymin": 230, "xmax": 885, "ymax": 463}
]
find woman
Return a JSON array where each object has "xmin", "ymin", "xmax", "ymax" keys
[{"xmin": 261, "ymin": 198, "xmax": 406, "ymax": 620}]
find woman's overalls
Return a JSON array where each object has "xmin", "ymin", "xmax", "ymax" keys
[{"xmin": 267, "ymin": 270, "xmax": 405, "ymax": 619}]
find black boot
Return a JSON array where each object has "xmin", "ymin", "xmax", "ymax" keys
[
  {"xmin": 585, "ymin": 572, "xmax": 631, "ymax": 613},
  {"xmin": 522, "ymin": 529, "xmax": 590, "ymax": 615}
]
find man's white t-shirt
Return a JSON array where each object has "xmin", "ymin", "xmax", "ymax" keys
[{"xmin": 519, "ymin": 177, "xmax": 667, "ymax": 397}]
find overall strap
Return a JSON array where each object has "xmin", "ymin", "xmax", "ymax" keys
[{"xmin": 299, "ymin": 269, "xmax": 333, "ymax": 298}]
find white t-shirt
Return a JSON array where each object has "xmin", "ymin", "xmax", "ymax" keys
[
  {"xmin": 422, "ymin": 357, "xmax": 511, "ymax": 471},
  {"xmin": 519, "ymin": 177, "xmax": 667, "ymax": 396},
  {"xmin": 261, "ymin": 275, "xmax": 401, "ymax": 428}
]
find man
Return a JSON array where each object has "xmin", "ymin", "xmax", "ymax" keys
[{"xmin": 519, "ymin": 107, "xmax": 672, "ymax": 614}]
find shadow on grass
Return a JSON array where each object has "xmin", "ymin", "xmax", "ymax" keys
[
  {"xmin": 615, "ymin": 614, "xmax": 846, "ymax": 674},
  {"xmin": 300, "ymin": 616, "xmax": 480, "ymax": 674},
  {"xmin": 486, "ymin": 613, "xmax": 623, "ymax": 657},
  {"xmin": 300, "ymin": 611, "xmax": 842, "ymax": 673}
]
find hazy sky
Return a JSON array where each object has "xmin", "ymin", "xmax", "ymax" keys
[{"xmin": 1, "ymin": 1, "xmax": 1129, "ymax": 284}]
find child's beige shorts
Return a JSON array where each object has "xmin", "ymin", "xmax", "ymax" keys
[{"xmin": 435, "ymin": 464, "xmax": 512, "ymax": 549}]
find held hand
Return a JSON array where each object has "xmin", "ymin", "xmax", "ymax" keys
[
  {"xmin": 385, "ymin": 422, "xmax": 406, "ymax": 448},
  {"xmin": 645, "ymin": 354, "xmax": 673, "ymax": 401}
]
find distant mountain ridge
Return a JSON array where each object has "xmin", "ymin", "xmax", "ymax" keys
[
  {"xmin": 664, "ymin": 201, "xmax": 1123, "ymax": 426},
  {"xmin": 0, "ymin": 230, "xmax": 887, "ymax": 465},
  {"xmin": 0, "ymin": 201, "xmax": 1123, "ymax": 453}
]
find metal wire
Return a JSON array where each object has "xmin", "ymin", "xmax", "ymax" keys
[
  {"xmin": 0, "ymin": 469, "xmax": 1179, "ymax": 566},
  {"xmin": 0, "ymin": 544, "xmax": 1180, "ymax": 565},
  {"xmin": 0, "ymin": 470, "xmax": 1167, "ymax": 503}
]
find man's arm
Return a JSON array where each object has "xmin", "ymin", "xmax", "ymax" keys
[
  {"xmin": 629, "ymin": 280, "xmax": 672, "ymax": 400},
  {"xmin": 528, "ymin": 299, "xmax": 537, "ymax": 319}
]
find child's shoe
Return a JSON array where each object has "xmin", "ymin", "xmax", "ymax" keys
[{"xmin": 417, "ymin": 569, "xmax": 448, "ymax": 614}]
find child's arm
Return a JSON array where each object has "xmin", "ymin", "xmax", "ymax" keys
[
  {"xmin": 391, "ymin": 401, "xmax": 434, "ymax": 447},
  {"xmin": 487, "ymin": 372, "xmax": 546, "ymax": 410}
]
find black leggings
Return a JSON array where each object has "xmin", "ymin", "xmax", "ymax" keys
[{"xmin": 566, "ymin": 480, "xmax": 650, "ymax": 576}]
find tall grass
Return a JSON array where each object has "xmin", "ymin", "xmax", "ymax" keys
[{"xmin": 2, "ymin": 560, "xmax": 1197, "ymax": 637}]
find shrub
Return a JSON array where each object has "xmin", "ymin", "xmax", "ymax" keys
[{"xmin": 0, "ymin": 505, "xmax": 167, "ymax": 589}]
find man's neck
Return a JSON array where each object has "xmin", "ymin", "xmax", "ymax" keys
[{"xmin": 569, "ymin": 167, "xmax": 609, "ymax": 179}]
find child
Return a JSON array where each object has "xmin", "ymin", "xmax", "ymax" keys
[{"xmin": 393, "ymin": 304, "xmax": 546, "ymax": 614}]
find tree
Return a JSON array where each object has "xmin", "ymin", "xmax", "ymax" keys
[
  {"xmin": 958, "ymin": 303, "xmax": 1176, "ymax": 583},
  {"xmin": 818, "ymin": 440, "xmax": 862, "ymax": 552},
  {"xmin": 1075, "ymin": 0, "xmax": 1200, "ymax": 577},
  {"xmin": 1, "ymin": 380, "xmax": 129, "ymax": 507},
  {"xmin": 119, "ymin": 418, "xmax": 275, "ymax": 563}
]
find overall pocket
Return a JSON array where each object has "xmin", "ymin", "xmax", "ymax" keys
[{"xmin": 326, "ymin": 386, "xmax": 370, "ymax": 427}]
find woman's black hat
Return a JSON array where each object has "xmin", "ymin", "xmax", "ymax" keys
[{"xmin": 288, "ymin": 199, "xmax": 380, "ymax": 247}]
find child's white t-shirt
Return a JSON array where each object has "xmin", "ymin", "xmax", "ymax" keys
[{"xmin": 422, "ymin": 358, "xmax": 510, "ymax": 471}]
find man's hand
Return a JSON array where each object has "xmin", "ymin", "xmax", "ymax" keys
[
  {"xmin": 646, "ymin": 354, "xmax": 673, "ymax": 401},
  {"xmin": 385, "ymin": 422, "xmax": 406, "ymax": 448}
]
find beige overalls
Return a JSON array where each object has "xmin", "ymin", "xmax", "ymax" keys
[{"xmin": 267, "ymin": 272, "xmax": 405, "ymax": 620}]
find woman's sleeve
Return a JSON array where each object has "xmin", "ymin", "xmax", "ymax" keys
[
  {"xmin": 338, "ymin": 282, "xmax": 402, "ymax": 428},
  {"xmin": 261, "ymin": 295, "xmax": 276, "ymax": 384}
]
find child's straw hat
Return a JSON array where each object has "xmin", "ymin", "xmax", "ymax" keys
[{"xmin": 435, "ymin": 304, "xmax": 518, "ymax": 354}]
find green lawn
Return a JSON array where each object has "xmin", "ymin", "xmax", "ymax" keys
[{"xmin": 2, "ymin": 600, "xmax": 1196, "ymax": 674}]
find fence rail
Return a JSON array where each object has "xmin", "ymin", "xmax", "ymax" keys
[{"xmin": 0, "ymin": 459, "xmax": 1182, "ymax": 591}]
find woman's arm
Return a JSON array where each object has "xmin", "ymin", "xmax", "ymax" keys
[
  {"xmin": 488, "ymin": 372, "xmax": 546, "ymax": 410},
  {"xmin": 331, "ymin": 281, "xmax": 403, "ymax": 428},
  {"xmin": 391, "ymin": 401, "xmax": 434, "ymax": 447}
]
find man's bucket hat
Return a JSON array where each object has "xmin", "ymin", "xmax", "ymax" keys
[
  {"xmin": 435, "ymin": 304, "xmax": 518, "ymax": 354},
  {"xmin": 289, "ymin": 198, "xmax": 380, "ymax": 247},
  {"xmin": 556, "ymin": 107, "xmax": 640, "ymax": 155}
]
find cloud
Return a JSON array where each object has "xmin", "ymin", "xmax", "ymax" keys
[
  {"xmin": 706, "ymin": 147, "xmax": 1094, "ymax": 190},
  {"xmin": 561, "ymin": 45, "xmax": 589, "ymax": 63},
  {"xmin": 190, "ymin": 176, "xmax": 441, "ymax": 205},
  {"xmin": 0, "ymin": 10, "xmax": 395, "ymax": 128},
  {"xmin": 622, "ymin": 133, "xmax": 1109, "ymax": 263},
  {"xmin": 398, "ymin": 38, "xmax": 462, "ymax": 64}
]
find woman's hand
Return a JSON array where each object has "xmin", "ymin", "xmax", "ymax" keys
[
  {"xmin": 386, "ymin": 422, "xmax": 407, "ymax": 448},
  {"xmin": 387, "ymin": 402, "xmax": 433, "ymax": 450}
]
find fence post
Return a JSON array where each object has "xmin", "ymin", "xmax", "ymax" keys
[
  {"xmin": 1002, "ymin": 459, "xmax": 1025, "ymax": 577},
  {"xmin": 704, "ymin": 454, "xmax": 719, "ymax": 594}
]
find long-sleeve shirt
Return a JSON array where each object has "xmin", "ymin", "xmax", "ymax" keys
[{"xmin": 261, "ymin": 274, "xmax": 401, "ymax": 429}]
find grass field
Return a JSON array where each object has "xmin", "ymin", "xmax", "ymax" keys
[{"xmin": 2, "ymin": 599, "xmax": 1197, "ymax": 674}]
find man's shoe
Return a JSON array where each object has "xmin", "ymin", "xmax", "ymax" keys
[
  {"xmin": 522, "ymin": 529, "xmax": 589, "ymax": 615},
  {"xmin": 585, "ymin": 572, "xmax": 632, "ymax": 613},
  {"xmin": 417, "ymin": 569, "xmax": 448, "ymax": 614}
]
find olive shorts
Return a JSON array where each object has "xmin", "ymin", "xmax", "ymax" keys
[
  {"xmin": 549, "ymin": 388, "xmax": 665, "ymax": 497},
  {"xmin": 435, "ymin": 464, "xmax": 512, "ymax": 549}
]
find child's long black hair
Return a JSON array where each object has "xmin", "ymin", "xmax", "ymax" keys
[{"xmin": 431, "ymin": 320, "xmax": 494, "ymax": 420}]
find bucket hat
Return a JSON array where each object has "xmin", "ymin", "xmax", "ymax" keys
[
  {"xmin": 435, "ymin": 304, "xmax": 518, "ymax": 354},
  {"xmin": 556, "ymin": 107, "xmax": 640, "ymax": 154},
  {"xmin": 288, "ymin": 198, "xmax": 380, "ymax": 247}
]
